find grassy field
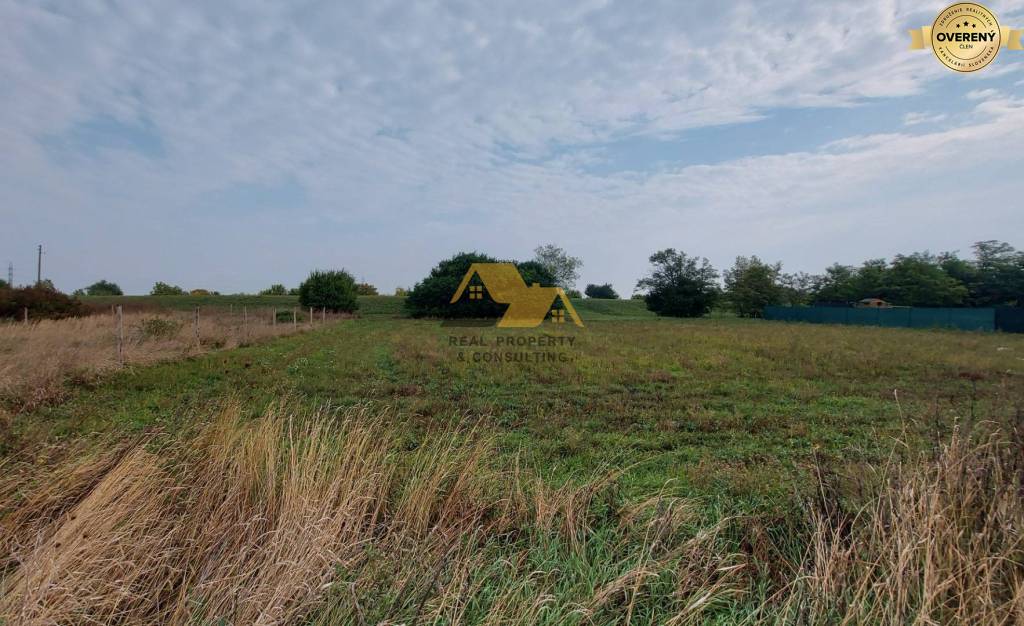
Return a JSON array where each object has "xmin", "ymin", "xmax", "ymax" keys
[
  {"xmin": 18, "ymin": 316, "xmax": 1022, "ymax": 492},
  {"xmin": 2, "ymin": 312, "xmax": 1022, "ymax": 623},
  {"xmin": 81, "ymin": 294, "xmax": 657, "ymax": 320}
]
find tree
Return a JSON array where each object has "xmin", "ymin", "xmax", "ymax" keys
[
  {"xmin": 405, "ymin": 251, "xmax": 555, "ymax": 318},
  {"xmin": 778, "ymin": 272, "xmax": 815, "ymax": 306},
  {"xmin": 584, "ymin": 283, "xmax": 619, "ymax": 299},
  {"xmin": 533, "ymin": 244, "xmax": 583, "ymax": 290},
  {"xmin": 565, "ymin": 289, "xmax": 582, "ymax": 299},
  {"xmin": 394, "ymin": 287, "xmax": 409, "ymax": 296},
  {"xmin": 259, "ymin": 284, "xmax": 288, "ymax": 296},
  {"xmin": 939, "ymin": 252, "xmax": 980, "ymax": 304},
  {"xmin": 853, "ymin": 259, "xmax": 889, "ymax": 300},
  {"xmin": 812, "ymin": 264, "xmax": 858, "ymax": 304},
  {"xmin": 0, "ymin": 278, "xmax": 9, "ymax": 290},
  {"xmin": 151, "ymin": 282, "xmax": 185, "ymax": 296},
  {"xmin": 80, "ymin": 280, "xmax": 123, "ymax": 296},
  {"xmin": 298, "ymin": 270, "xmax": 359, "ymax": 312},
  {"xmin": 356, "ymin": 282, "xmax": 379, "ymax": 296},
  {"xmin": 972, "ymin": 240, "xmax": 1024, "ymax": 306},
  {"xmin": 636, "ymin": 249, "xmax": 719, "ymax": 317},
  {"xmin": 723, "ymin": 256, "xmax": 783, "ymax": 317},
  {"xmin": 189, "ymin": 289, "xmax": 212, "ymax": 296},
  {"xmin": 884, "ymin": 253, "xmax": 967, "ymax": 306}
]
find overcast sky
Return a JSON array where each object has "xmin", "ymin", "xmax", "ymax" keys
[{"xmin": 2, "ymin": 0, "xmax": 1023, "ymax": 296}]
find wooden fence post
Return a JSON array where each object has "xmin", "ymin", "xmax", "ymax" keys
[
  {"xmin": 309, "ymin": 307, "xmax": 313, "ymax": 328},
  {"xmin": 243, "ymin": 305, "xmax": 248, "ymax": 336},
  {"xmin": 193, "ymin": 307, "xmax": 200, "ymax": 346},
  {"xmin": 292, "ymin": 307, "xmax": 297, "ymax": 329},
  {"xmin": 272, "ymin": 308, "xmax": 277, "ymax": 326},
  {"xmin": 322, "ymin": 307, "xmax": 326, "ymax": 324},
  {"xmin": 116, "ymin": 305, "xmax": 124, "ymax": 367}
]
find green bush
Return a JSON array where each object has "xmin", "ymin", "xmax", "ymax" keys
[
  {"xmin": 0, "ymin": 284, "xmax": 85, "ymax": 320},
  {"xmin": 356, "ymin": 283, "xmax": 379, "ymax": 296},
  {"xmin": 79, "ymin": 280, "xmax": 123, "ymax": 296},
  {"xmin": 260, "ymin": 284, "xmax": 288, "ymax": 296},
  {"xmin": 298, "ymin": 270, "xmax": 359, "ymax": 313},
  {"xmin": 405, "ymin": 252, "xmax": 555, "ymax": 318},
  {"xmin": 151, "ymin": 282, "xmax": 185, "ymax": 296},
  {"xmin": 584, "ymin": 283, "xmax": 619, "ymax": 299}
]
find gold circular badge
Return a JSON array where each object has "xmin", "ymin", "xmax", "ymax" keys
[{"xmin": 931, "ymin": 3, "xmax": 1001, "ymax": 72}]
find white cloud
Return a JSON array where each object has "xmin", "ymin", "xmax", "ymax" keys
[{"xmin": 902, "ymin": 111, "xmax": 947, "ymax": 126}]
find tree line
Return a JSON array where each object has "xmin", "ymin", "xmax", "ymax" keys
[
  {"xmin": 5, "ymin": 240, "xmax": 1020, "ymax": 320},
  {"xmin": 636, "ymin": 240, "xmax": 1023, "ymax": 318}
]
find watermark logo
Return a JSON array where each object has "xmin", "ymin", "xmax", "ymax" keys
[
  {"xmin": 450, "ymin": 263, "xmax": 584, "ymax": 328},
  {"xmin": 909, "ymin": 3, "xmax": 1022, "ymax": 72}
]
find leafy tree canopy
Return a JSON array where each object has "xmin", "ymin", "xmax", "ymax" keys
[
  {"xmin": 533, "ymin": 244, "xmax": 583, "ymax": 290},
  {"xmin": 151, "ymin": 282, "xmax": 185, "ymax": 296},
  {"xmin": 405, "ymin": 251, "xmax": 555, "ymax": 318},
  {"xmin": 584, "ymin": 283, "xmax": 619, "ymax": 299},
  {"xmin": 82, "ymin": 280, "xmax": 123, "ymax": 296},
  {"xmin": 298, "ymin": 270, "xmax": 359, "ymax": 312},
  {"xmin": 723, "ymin": 256, "xmax": 783, "ymax": 317},
  {"xmin": 636, "ymin": 249, "xmax": 719, "ymax": 317}
]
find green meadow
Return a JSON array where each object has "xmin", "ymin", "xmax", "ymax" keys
[{"xmin": 26, "ymin": 303, "xmax": 1023, "ymax": 504}]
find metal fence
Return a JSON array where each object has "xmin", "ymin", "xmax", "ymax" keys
[
  {"xmin": 763, "ymin": 306, "xmax": 998, "ymax": 332},
  {"xmin": 995, "ymin": 308, "xmax": 1024, "ymax": 333}
]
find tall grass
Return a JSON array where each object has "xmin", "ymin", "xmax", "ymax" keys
[
  {"xmin": 0, "ymin": 309, "xmax": 326, "ymax": 411},
  {"xmin": 769, "ymin": 415, "xmax": 1024, "ymax": 624},
  {"xmin": 0, "ymin": 402, "xmax": 1020, "ymax": 624}
]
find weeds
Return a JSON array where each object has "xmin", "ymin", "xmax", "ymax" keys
[
  {"xmin": 0, "ymin": 309, "xmax": 325, "ymax": 412},
  {"xmin": 0, "ymin": 401, "xmax": 1020, "ymax": 624}
]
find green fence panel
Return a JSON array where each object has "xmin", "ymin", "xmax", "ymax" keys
[
  {"xmin": 764, "ymin": 306, "xmax": 995, "ymax": 332},
  {"xmin": 995, "ymin": 308, "xmax": 1024, "ymax": 333}
]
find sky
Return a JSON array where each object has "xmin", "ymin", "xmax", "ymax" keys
[{"xmin": 2, "ymin": 0, "xmax": 1023, "ymax": 296}]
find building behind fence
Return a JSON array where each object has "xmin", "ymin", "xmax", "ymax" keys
[{"xmin": 763, "ymin": 306, "xmax": 1024, "ymax": 333}]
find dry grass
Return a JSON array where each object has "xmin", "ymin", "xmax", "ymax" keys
[
  {"xmin": 768, "ymin": 415, "xmax": 1024, "ymax": 625},
  {"xmin": 0, "ymin": 309, "xmax": 326, "ymax": 411},
  {"xmin": 0, "ymin": 402, "xmax": 749, "ymax": 625},
  {"xmin": 0, "ymin": 401, "xmax": 1020, "ymax": 624}
]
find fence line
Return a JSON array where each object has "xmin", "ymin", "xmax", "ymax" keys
[{"xmin": 764, "ymin": 306, "xmax": 998, "ymax": 332}]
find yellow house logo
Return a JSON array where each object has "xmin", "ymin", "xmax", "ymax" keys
[{"xmin": 450, "ymin": 263, "xmax": 584, "ymax": 328}]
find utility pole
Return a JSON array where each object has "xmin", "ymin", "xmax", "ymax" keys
[
  {"xmin": 6, "ymin": 262, "xmax": 11, "ymax": 287},
  {"xmin": 36, "ymin": 244, "xmax": 42, "ymax": 285}
]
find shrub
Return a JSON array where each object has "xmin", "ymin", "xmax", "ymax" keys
[
  {"xmin": 134, "ymin": 317, "xmax": 182, "ymax": 340},
  {"xmin": 584, "ymin": 283, "xmax": 619, "ymax": 299},
  {"xmin": 405, "ymin": 252, "xmax": 555, "ymax": 318},
  {"xmin": 150, "ymin": 282, "xmax": 185, "ymax": 296},
  {"xmin": 259, "ymin": 284, "xmax": 288, "ymax": 296},
  {"xmin": 394, "ymin": 287, "xmax": 409, "ymax": 297},
  {"xmin": 0, "ymin": 284, "xmax": 85, "ymax": 320},
  {"xmin": 80, "ymin": 280, "xmax": 123, "ymax": 296},
  {"xmin": 636, "ymin": 249, "xmax": 719, "ymax": 317},
  {"xmin": 189, "ymin": 289, "xmax": 212, "ymax": 296},
  {"xmin": 356, "ymin": 283, "xmax": 379, "ymax": 296},
  {"xmin": 298, "ymin": 270, "xmax": 359, "ymax": 313}
]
